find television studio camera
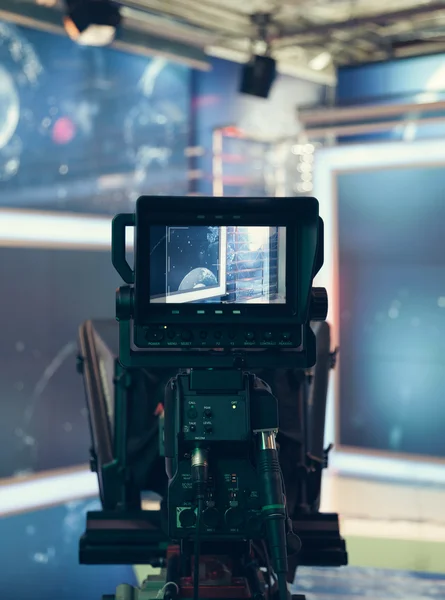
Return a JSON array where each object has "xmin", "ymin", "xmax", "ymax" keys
[{"xmin": 77, "ymin": 196, "xmax": 347, "ymax": 600}]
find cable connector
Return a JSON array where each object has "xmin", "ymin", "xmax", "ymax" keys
[
  {"xmin": 191, "ymin": 448, "xmax": 209, "ymax": 498},
  {"xmin": 191, "ymin": 448, "xmax": 208, "ymax": 600}
]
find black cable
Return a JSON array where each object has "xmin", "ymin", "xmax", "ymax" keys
[
  {"xmin": 277, "ymin": 572, "xmax": 288, "ymax": 600},
  {"xmin": 253, "ymin": 542, "xmax": 271, "ymax": 600},
  {"xmin": 253, "ymin": 541, "xmax": 277, "ymax": 600},
  {"xmin": 261, "ymin": 540, "xmax": 275, "ymax": 600},
  {"xmin": 279, "ymin": 463, "xmax": 302, "ymax": 560},
  {"xmin": 193, "ymin": 497, "xmax": 204, "ymax": 600},
  {"xmin": 191, "ymin": 448, "xmax": 208, "ymax": 600},
  {"xmin": 256, "ymin": 435, "xmax": 289, "ymax": 600},
  {"xmin": 261, "ymin": 540, "xmax": 276, "ymax": 582},
  {"xmin": 244, "ymin": 558, "xmax": 266, "ymax": 600},
  {"xmin": 163, "ymin": 554, "xmax": 179, "ymax": 600}
]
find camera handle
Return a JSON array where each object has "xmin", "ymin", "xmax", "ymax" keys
[{"xmin": 112, "ymin": 213, "xmax": 135, "ymax": 284}]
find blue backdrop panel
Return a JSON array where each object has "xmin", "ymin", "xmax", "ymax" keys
[
  {"xmin": 337, "ymin": 54, "xmax": 445, "ymax": 142},
  {"xmin": 337, "ymin": 165, "xmax": 445, "ymax": 457}
]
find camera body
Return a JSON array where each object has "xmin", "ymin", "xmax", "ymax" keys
[
  {"xmin": 166, "ymin": 371, "xmax": 261, "ymax": 541},
  {"xmin": 111, "ymin": 194, "xmax": 327, "ymax": 549}
]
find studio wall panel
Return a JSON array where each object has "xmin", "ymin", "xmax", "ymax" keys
[{"xmin": 0, "ymin": 246, "xmax": 127, "ymax": 479}]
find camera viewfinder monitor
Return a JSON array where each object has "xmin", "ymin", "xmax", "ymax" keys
[
  {"xmin": 132, "ymin": 196, "xmax": 319, "ymax": 326},
  {"xmin": 148, "ymin": 225, "xmax": 285, "ymax": 305},
  {"xmin": 113, "ymin": 196, "xmax": 325, "ymax": 369}
]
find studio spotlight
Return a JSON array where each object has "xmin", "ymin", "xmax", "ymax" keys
[
  {"xmin": 239, "ymin": 54, "xmax": 276, "ymax": 99},
  {"xmin": 239, "ymin": 12, "xmax": 276, "ymax": 99},
  {"xmin": 64, "ymin": 0, "xmax": 121, "ymax": 46},
  {"xmin": 309, "ymin": 51, "xmax": 332, "ymax": 71}
]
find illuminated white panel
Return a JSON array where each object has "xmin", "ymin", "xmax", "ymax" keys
[
  {"xmin": 0, "ymin": 469, "xmax": 98, "ymax": 516},
  {"xmin": 0, "ymin": 209, "xmax": 135, "ymax": 249},
  {"xmin": 330, "ymin": 452, "xmax": 445, "ymax": 485},
  {"xmin": 0, "ymin": 470, "xmax": 164, "ymax": 516}
]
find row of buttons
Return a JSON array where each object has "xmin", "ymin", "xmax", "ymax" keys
[
  {"xmin": 187, "ymin": 407, "xmax": 212, "ymax": 418},
  {"xmin": 188, "ymin": 424, "xmax": 213, "ymax": 433},
  {"xmin": 187, "ymin": 406, "xmax": 213, "ymax": 433},
  {"xmin": 146, "ymin": 330, "xmax": 293, "ymax": 342},
  {"xmin": 187, "ymin": 407, "xmax": 213, "ymax": 434}
]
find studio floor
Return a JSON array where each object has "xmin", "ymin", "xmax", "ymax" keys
[
  {"xmin": 319, "ymin": 472, "xmax": 445, "ymax": 575},
  {"xmin": 291, "ymin": 567, "xmax": 445, "ymax": 599}
]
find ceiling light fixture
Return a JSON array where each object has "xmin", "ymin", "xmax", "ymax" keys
[
  {"xmin": 239, "ymin": 13, "xmax": 276, "ymax": 99},
  {"xmin": 63, "ymin": 0, "xmax": 121, "ymax": 47},
  {"xmin": 309, "ymin": 51, "xmax": 332, "ymax": 71}
]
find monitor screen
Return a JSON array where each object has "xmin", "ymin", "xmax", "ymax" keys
[{"xmin": 149, "ymin": 225, "xmax": 286, "ymax": 304}]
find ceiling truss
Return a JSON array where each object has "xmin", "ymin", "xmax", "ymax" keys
[{"xmin": 7, "ymin": 0, "xmax": 445, "ymax": 85}]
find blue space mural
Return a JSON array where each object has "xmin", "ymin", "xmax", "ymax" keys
[{"xmin": 0, "ymin": 21, "xmax": 190, "ymax": 214}]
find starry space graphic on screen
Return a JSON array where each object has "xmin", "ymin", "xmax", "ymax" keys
[
  {"xmin": 149, "ymin": 226, "xmax": 221, "ymax": 300},
  {"xmin": 148, "ymin": 225, "xmax": 284, "ymax": 304}
]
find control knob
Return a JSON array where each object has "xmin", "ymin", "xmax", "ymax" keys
[{"xmin": 310, "ymin": 287, "xmax": 328, "ymax": 321}]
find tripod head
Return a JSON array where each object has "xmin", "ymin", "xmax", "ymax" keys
[{"xmin": 77, "ymin": 196, "xmax": 347, "ymax": 600}]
